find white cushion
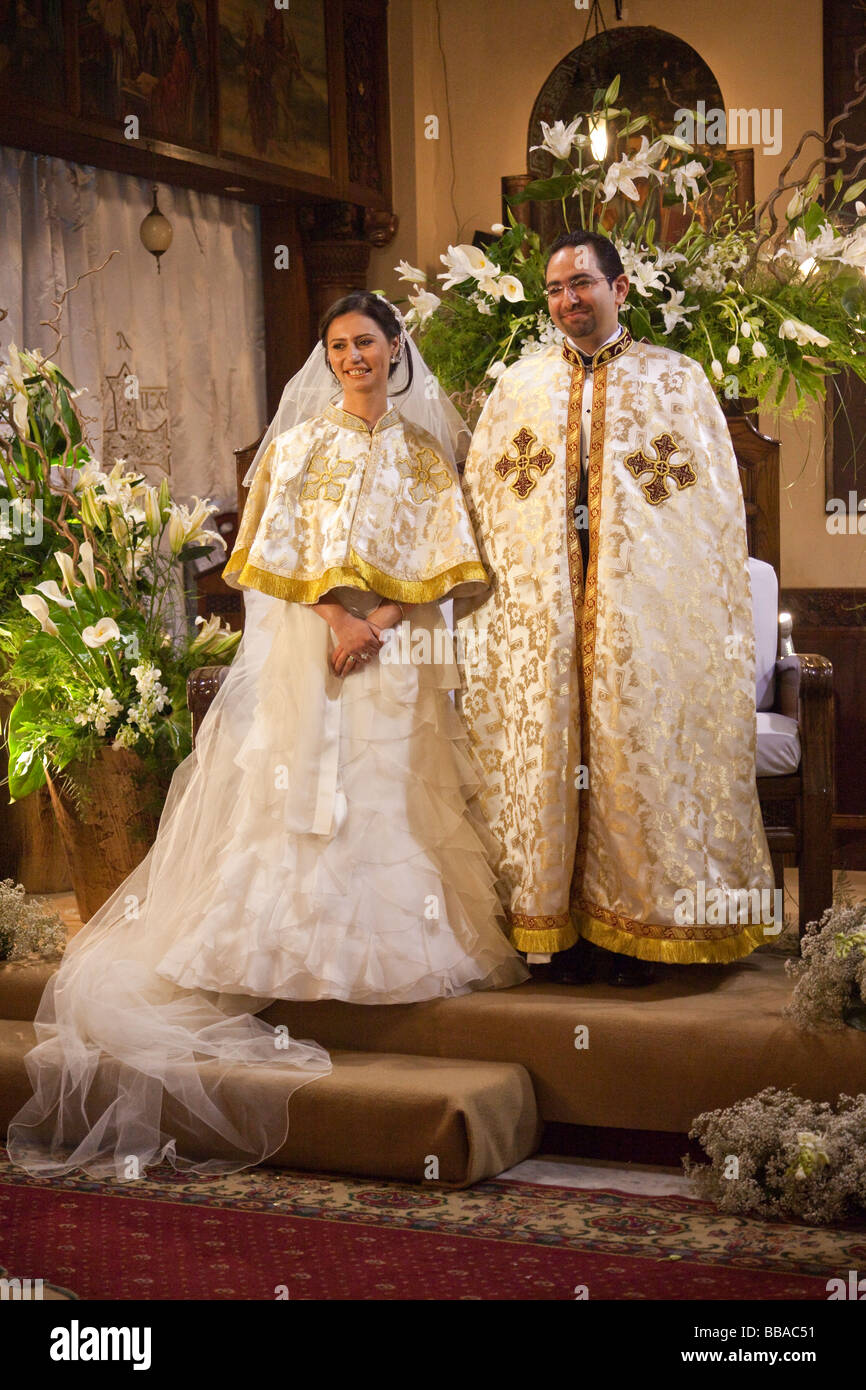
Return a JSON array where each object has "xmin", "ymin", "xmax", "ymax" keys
[
  {"xmin": 756, "ymin": 711, "xmax": 800, "ymax": 776},
  {"xmin": 749, "ymin": 558, "xmax": 779, "ymax": 711}
]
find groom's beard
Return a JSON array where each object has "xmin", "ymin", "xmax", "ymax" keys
[{"xmin": 555, "ymin": 305, "xmax": 597, "ymax": 342}]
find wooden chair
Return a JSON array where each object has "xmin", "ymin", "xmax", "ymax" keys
[
  {"xmin": 733, "ymin": 414, "xmax": 834, "ymax": 935},
  {"xmin": 188, "ymin": 415, "xmax": 836, "ymax": 938}
]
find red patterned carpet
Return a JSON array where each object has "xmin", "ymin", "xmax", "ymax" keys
[{"xmin": 2, "ymin": 1153, "xmax": 863, "ymax": 1300}]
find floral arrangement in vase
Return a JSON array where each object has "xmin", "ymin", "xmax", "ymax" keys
[
  {"xmin": 0, "ymin": 339, "xmax": 240, "ymax": 802},
  {"xmin": 402, "ymin": 76, "xmax": 866, "ymax": 424}
]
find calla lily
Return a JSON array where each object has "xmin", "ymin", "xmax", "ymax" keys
[
  {"xmin": 19, "ymin": 592, "xmax": 59, "ymax": 636},
  {"xmin": 529, "ymin": 117, "xmax": 582, "ymax": 161},
  {"xmin": 55, "ymin": 550, "xmax": 77, "ymax": 592},
  {"xmin": 6, "ymin": 342, "xmax": 29, "ymax": 434},
  {"xmin": 395, "ymin": 259, "xmax": 427, "ymax": 283},
  {"xmin": 81, "ymin": 617, "xmax": 121, "ymax": 648},
  {"xmin": 79, "ymin": 540, "xmax": 97, "ymax": 592},
  {"xmin": 34, "ymin": 579, "xmax": 75, "ymax": 608},
  {"xmin": 778, "ymin": 317, "xmax": 831, "ymax": 348},
  {"xmin": 438, "ymin": 244, "xmax": 501, "ymax": 292},
  {"xmin": 477, "ymin": 275, "xmax": 504, "ymax": 301},
  {"xmin": 497, "ymin": 275, "xmax": 526, "ymax": 303}
]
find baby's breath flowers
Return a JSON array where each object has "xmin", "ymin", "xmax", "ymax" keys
[
  {"xmin": 685, "ymin": 1087, "xmax": 866, "ymax": 1224},
  {"xmin": 0, "ymin": 879, "xmax": 66, "ymax": 961}
]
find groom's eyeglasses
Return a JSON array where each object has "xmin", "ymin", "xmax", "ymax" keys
[{"xmin": 544, "ymin": 274, "xmax": 612, "ymax": 301}]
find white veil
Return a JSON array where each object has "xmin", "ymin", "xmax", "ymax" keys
[
  {"xmin": 243, "ymin": 318, "xmax": 471, "ymax": 487},
  {"xmin": 7, "ymin": 591, "xmax": 333, "ymax": 1179}
]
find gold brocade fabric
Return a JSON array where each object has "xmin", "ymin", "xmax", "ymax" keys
[
  {"xmin": 455, "ymin": 337, "xmax": 773, "ymax": 962},
  {"xmin": 223, "ymin": 404, "xmax": 489, "ymax": 605}
]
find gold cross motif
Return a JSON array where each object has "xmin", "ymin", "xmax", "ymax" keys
[
  {"xmin": 494, "ymin": 427, "xmax": 554, "ymax": 500},
  {"xmin": 300, "ymin": 451, "xmax": 356, "ymax": 502},
  {"xmin": 396, "ymin": 446, "xmax": 452, "ymax": 503},
  {"xmin": 597, "ymin": 669, "xmax": 637, "ymax": 723},
  {"xmin": 623, "ymin": 433, "xmax": 697, "ymax": 506}
]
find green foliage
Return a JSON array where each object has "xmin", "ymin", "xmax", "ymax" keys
[{"xmin": 410, "ymin": 79, "xmax": 866, "ymax": 418}]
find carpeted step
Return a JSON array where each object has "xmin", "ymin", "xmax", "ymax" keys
[{"xmin": 0, "ymin": 1019, "xmax": 540, "ymax": 1187}]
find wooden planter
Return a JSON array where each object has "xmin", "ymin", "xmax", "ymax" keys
[
  {"xmin": 46, "ymin": 748, "xmax": 169, "ymax": 925},
  {"xmin": 0, "ymin": 693, "xmax": 71, "ymax": 893}
]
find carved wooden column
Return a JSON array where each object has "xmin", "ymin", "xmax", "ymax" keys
[{"xmin": 300, "ymin": 201, "xmax": 398, "ymax": 327}]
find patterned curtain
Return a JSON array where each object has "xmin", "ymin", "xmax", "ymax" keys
[{"xmin": 0, "ymin": 145, "xmax": 266, "ymax": 512}]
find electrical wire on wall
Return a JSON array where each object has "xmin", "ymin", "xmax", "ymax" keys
[{"xmin": 433, "ymin": 0, "xmax": 462, "ymax": 238}]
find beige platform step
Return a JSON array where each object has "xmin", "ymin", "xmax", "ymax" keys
[{"xmin": 0, "ymin": 1015, "xmax": 540, "ymax": 1188}]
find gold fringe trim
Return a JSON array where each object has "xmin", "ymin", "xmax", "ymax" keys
[
  {"xmin": 223, "ymin": 548, "xmax": 489, "ymax": 606},
  {"xmin": 575, "ymin": 909, "xmax": 768, "ymax": 965},
  {"xmin": 348, "ymin": 551, "xmax": 489, "ymax": 604},
  {"xmin": 509, "ymin": 914, "xmax": 578, "ymax": 954},
  {"xmin": 222, "ymin": 554, "xmax": 371, "ymax": 603}
]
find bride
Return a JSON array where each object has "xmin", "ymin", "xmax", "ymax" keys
[{"xmin": 7, "ymin": 292, "xmax": 528, "ymax": 1180}]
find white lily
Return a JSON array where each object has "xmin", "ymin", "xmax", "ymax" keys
[
  {"xmin": 786, "ymin": 189, "xmax": 808, "ymax": 220},
  {"xmin": 752, "ymin": 340, "xmax": 769, "ymax": 358},
  {"xmin": 395, "ymin": 259, "xmax": 427, "ymax": 283},
  {"xmin": 671, "ymin": 160, "xmax": 705, "ymax": 211},
  {"xmin": 167, "ymin": 497, "xmax": 222, "ymax": 556},
  {"xmin": 19, "ymin": 592, "xmax": 59, "ymax": 636},
  {"xmin": 79, "ymin": 540, "xmax": 97, "ymax": 592},
  {"xmin": 660, "ymin": 132, "xmax": 695, "ymax": 153},
  {"xmin": 660, "ymin": 289, "xmax": 699, "ymax": 334},
  {"xmin": 144, "ymin": 485, "xmax": 162, "ymax": 537},
  {"xmin": 55, "ymin": 550, "xmax": 77, "ymax": 592},
  {"xmin": 497, "ymin": 274, "xmax": 526, "ymax": 304},
  {"xmin": 405, "ymin": 287, "xmax": 441, "ymax": 325},
  {"xmin": 778, "ymin": 317, "xmax": 831, "ymax": 348},
  {"xmin": 81, "ymin": 617, "xmax": 122, "ymax": 648},
  {"xmin": 628, "ymin": 257, "xmax": 669, "ymax": 298},
  {"xmin": 34, "ymin": 579, "xmax": 75, "ymax": 609},
  {"xmin": 486, "ymin": 360, "xmax": 508, "ymax": 379},
  {"xmin": 490, "ymin": 222, "xmax": 506, "ymax": 234},
  {"xmin": 73, "ymin": 459, "xmax": 106, "ymax": 492},
  {"xmin": 600, "ymin": 136, "xmax": 663, "ymax": 204},
  {"xmin": 711, "ymin": 359, "xmax": 724, "ymax": 381},
  {"xmin": 529, "ymin": 117, "xmax": 582, "ymax": 162},
  {"xmin": 727, "ymin": 344, "xmax": 741, "ymax": 365}
]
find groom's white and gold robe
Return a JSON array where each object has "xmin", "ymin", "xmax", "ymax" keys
[{"xmin": 455, "ymin": 329, "xmax": 774, "ymax": 963}]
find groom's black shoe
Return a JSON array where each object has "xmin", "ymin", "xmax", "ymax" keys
[
  {"xmin": 606, "ymin": 951, "xmax": 657, "ymax": 987},
  {"xmin": 550, "ymin": 937, "xmax": 598, "ymax": 985}
]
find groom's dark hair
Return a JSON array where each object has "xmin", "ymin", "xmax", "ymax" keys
[{"xmin": 545, "ymin": 230, "xmax": 625, "ymax": 283}]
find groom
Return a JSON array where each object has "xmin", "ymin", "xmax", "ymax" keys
[{"xmin": 455, "ymin": 230, "xmax": 773, "ymax": 986}]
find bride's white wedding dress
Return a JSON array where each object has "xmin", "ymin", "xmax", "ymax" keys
[{"xmin": 7, "ymin": 587, "xmax": 527, "ymax": 1179}]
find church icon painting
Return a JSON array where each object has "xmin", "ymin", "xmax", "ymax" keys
[{"xmin": 102, "ymin": 359, "xmax": 171, "ymax": 476}]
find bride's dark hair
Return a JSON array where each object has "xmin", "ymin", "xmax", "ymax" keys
[{"xmin": 319, "ymin": 291, "xmax": 414, "ymax": 394}]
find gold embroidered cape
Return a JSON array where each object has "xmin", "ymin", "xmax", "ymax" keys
[
  {"xmin": 455, "ymin": 333, "xmax": 773, "ymax": 963},
  {"xmin": 224, "ymin": 402, "xmax": 489, "ymax": 605}
]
